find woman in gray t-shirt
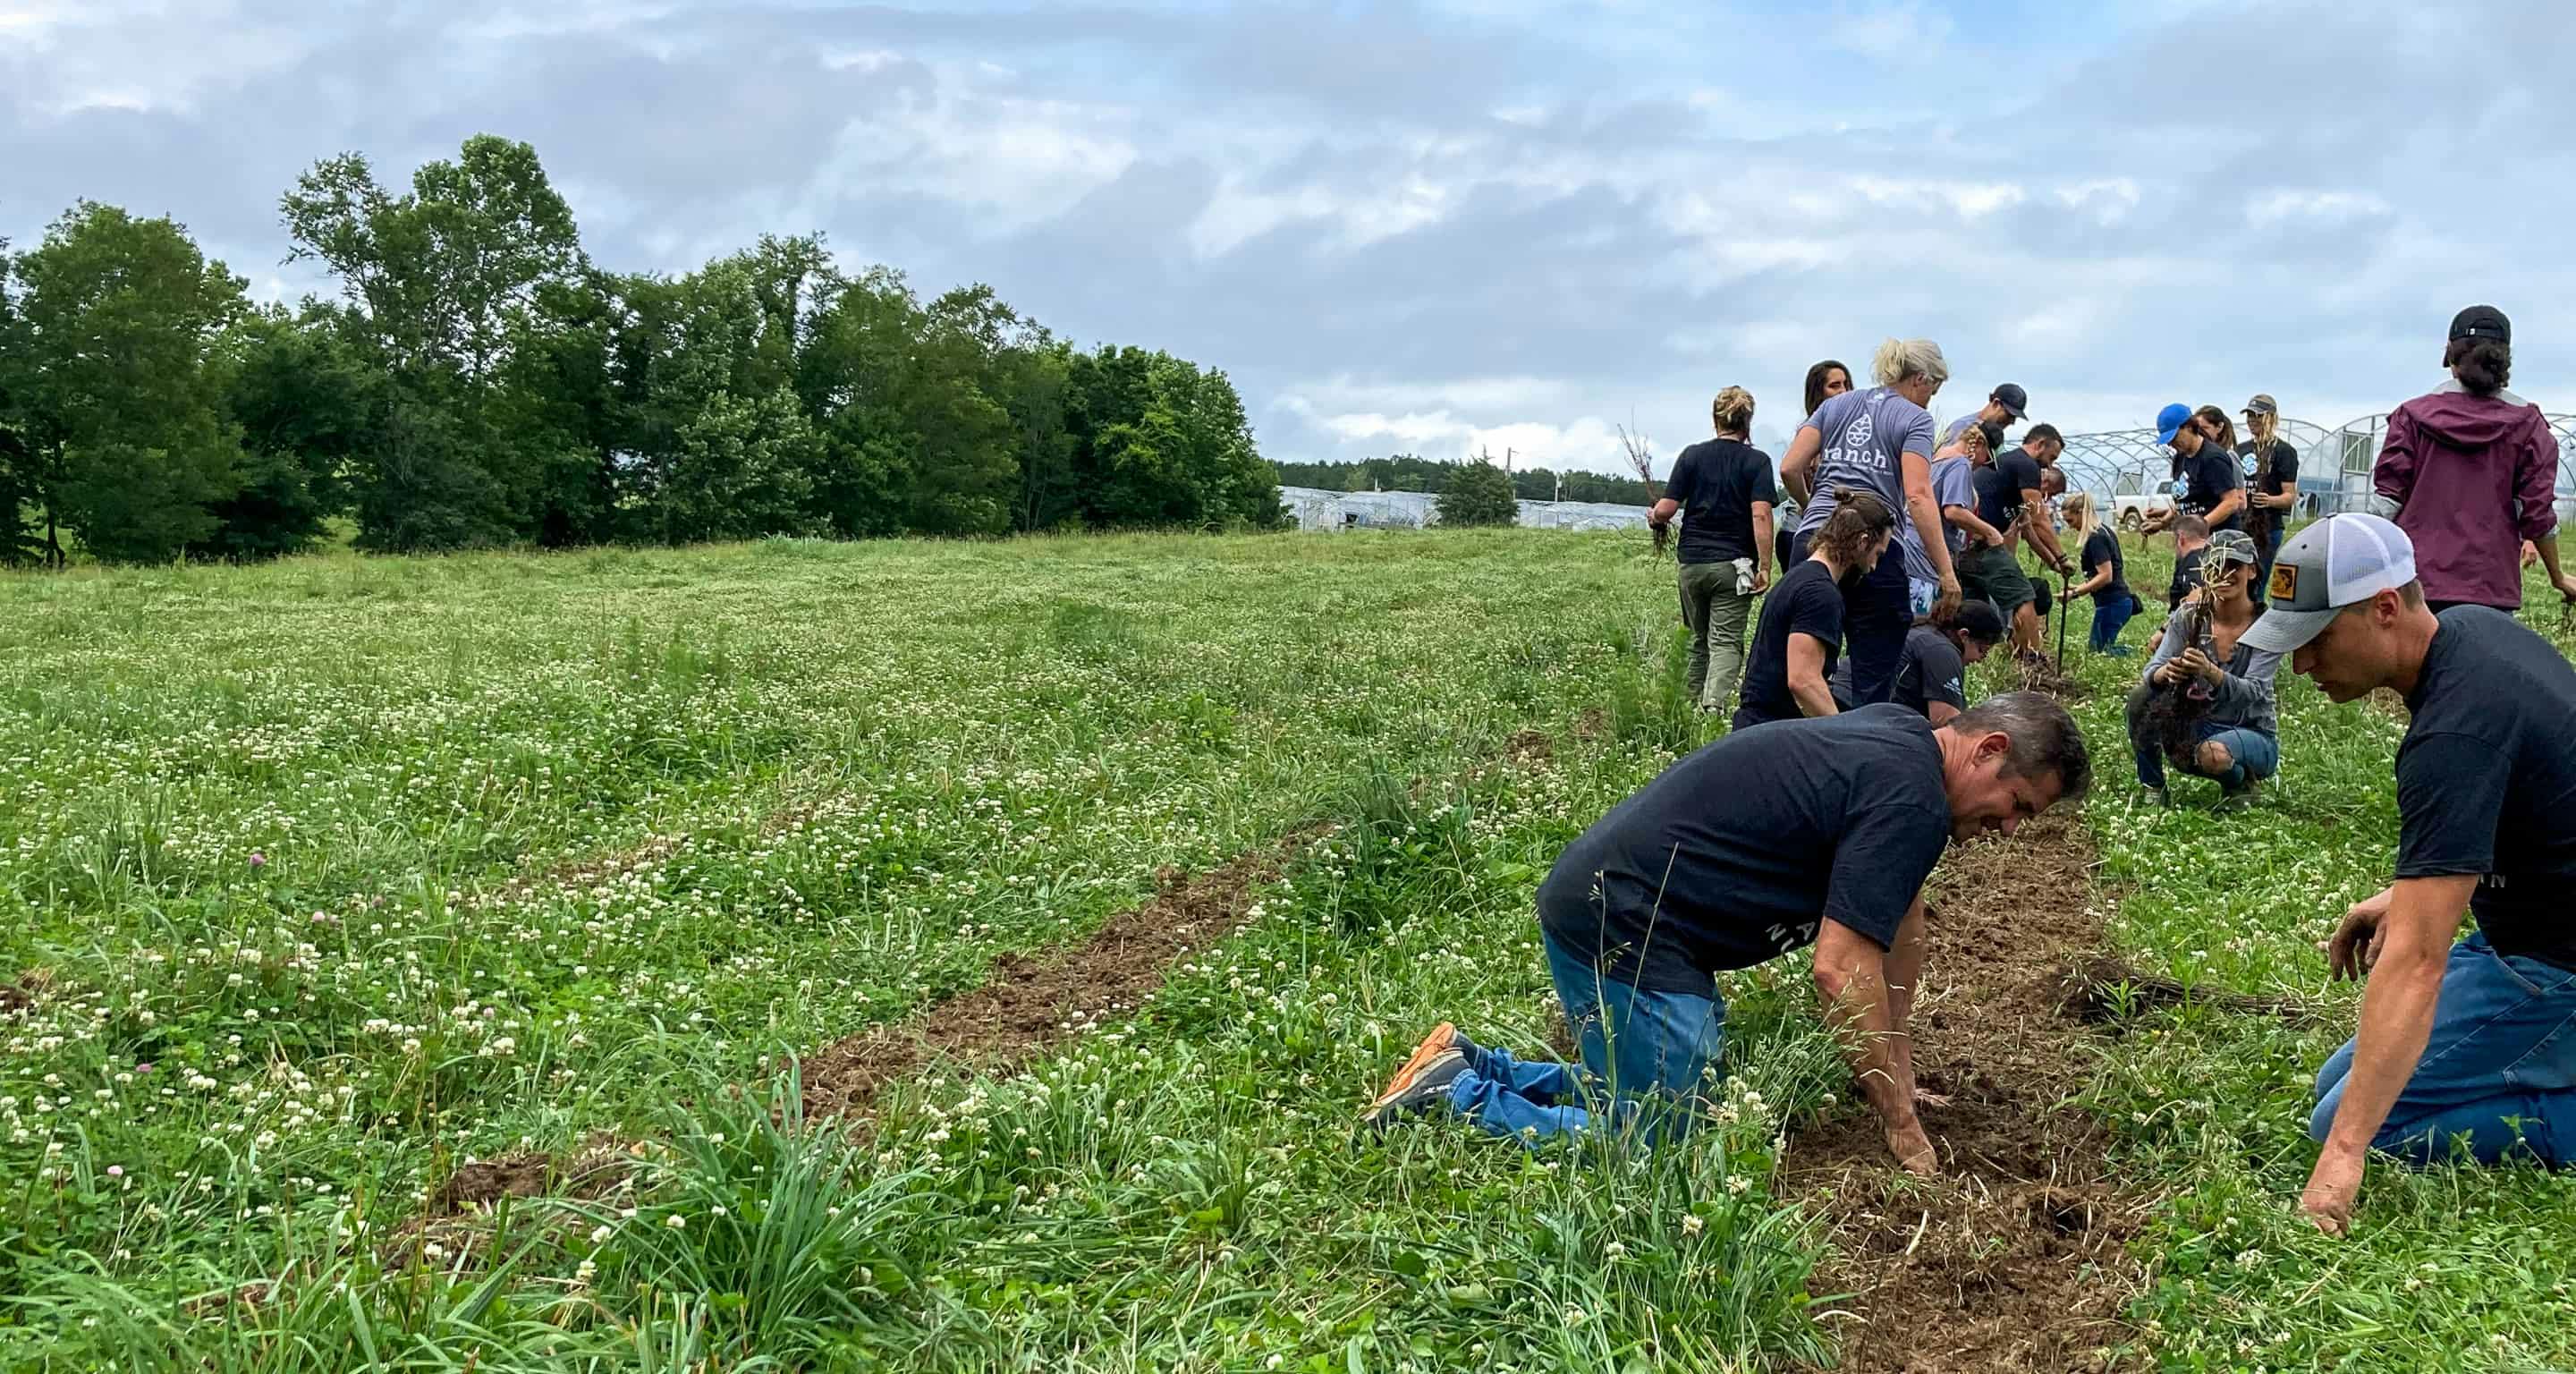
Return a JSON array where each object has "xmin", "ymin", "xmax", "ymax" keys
[{"xmin": 1782, "ymin": 339, "xmax": 1962, "ymax": 707}]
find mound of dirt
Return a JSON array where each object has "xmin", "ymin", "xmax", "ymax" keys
[
  {"xmin": 1780, "ymin": 815, "xmax": 2148, "ymax": 1373},
  {"xmin": 798, "ymin": 829, "xmax": 1324, "ymax": 1119}
]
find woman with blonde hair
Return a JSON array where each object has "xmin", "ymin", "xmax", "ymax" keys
[
  {"xmin": 1649, "ymin": 386, "xmax": 1776, "ymax": 711},
  {"xmin": 2063, "ymin": 490, "xmax": 2140, "ymax": 655},
  {"xmin": 2236, "ymin": 394, "xmax": 2300, "ymax": 587},
  {"xmin": 1778, "ymin": 338, "xmax": 1962, "ymax": 707}
]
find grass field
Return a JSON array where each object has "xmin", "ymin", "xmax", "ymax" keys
[{"xmin": 3, "ymin": 529, "xmax": 2573, "ymax": 1371}]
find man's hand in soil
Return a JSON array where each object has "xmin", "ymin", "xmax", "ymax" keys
[
  {"xmin": 1814, "ymin": 916, "xmax": 1937, "ymax": 1176},
  {"xmin": 2301, "ymin": 1147, "xmax": 2364, "ymax": 1235},
  {"xmin": 1885, "ymin": 1118, "xmax": 1937, "ymax": 1175}
]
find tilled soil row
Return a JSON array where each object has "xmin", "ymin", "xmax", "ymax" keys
[
  {"xmin": 1780, "ymin": 814, "xmax": 2149, "ymax": 1374},
  {"xmin": 429, "ymin": 827, "xmax": 1324, "ymax": 1217}
]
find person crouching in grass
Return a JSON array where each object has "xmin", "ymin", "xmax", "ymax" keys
[
  {"xmin": 2125, "ymin": 530, "xmax": 2282, "ymax": 810},
  {"xmin": 1362, "ymin": 693, "xmax": 2091, "ymax": 1170}
]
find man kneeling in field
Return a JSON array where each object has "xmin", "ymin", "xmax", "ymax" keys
[
  {"xmin": 2245, "ymin": 516, "xmax": 2576, "ymax": 1233},
  {"xmin": 1363, "ymin": 693, "xmax": 2090, "ymax": 1172}
]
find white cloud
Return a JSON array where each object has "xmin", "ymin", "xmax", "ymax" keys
[{"xmin": 2245, "ymin": 190, "xmax": 2392, "ymax": 226}]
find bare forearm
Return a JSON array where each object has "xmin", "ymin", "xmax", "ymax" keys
[
  {"xmin": 1792, "ymin": 674, "xmax": 1839, "ymax": 718},
  {"xmin": 1820, "ymin": 964, "xmax": 1915, "ymax": 1125},
  {"xmin": 2319, "ymin": 950, "xmax": 2446, "ymax": 1161},
  {"xmin": 1944, "ymin": 507, "xmax": 2003, "ymax": 547},
  {"xmin": 2210, "ymin": 489, "xmax": 2246, "ymax": 527},
  {"xmin": 2536, "ymin": 532, "xmax": 2568, "ymax": 583},
  {"xmin": 1754, "ymin": 510, "xmax": 1775, "ymax": 579}
]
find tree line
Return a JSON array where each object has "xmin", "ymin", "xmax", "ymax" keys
[
  {"xmin": 0, "ymin": 135, "xmax": 1284, "ymax": 566},
  {"xmin": 1272, "ymin": 454, "xmax": 1659, "ymax": 507}
]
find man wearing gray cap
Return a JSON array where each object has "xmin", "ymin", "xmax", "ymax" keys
[
  {"xmin": 2238, "ymin": 394, "xmax": 2300, "ymax": 589},
  {"xmin": 2247, "ymin": 513, "xmax": 2576, "ymax": 1234}
]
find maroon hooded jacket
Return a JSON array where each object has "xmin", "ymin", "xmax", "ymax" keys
[{"xmin": 2371, "ymin": 382, "xmax": 2562, "ymax": 609}]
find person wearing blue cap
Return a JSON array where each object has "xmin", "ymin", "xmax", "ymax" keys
[
  {"xmin": 2149, "ymin": 402, "xmax": 2246, "ymax": 535},
  {"xmin": 2248, "ymin": 514, "xmax": 2576, "ymax": 1234}
]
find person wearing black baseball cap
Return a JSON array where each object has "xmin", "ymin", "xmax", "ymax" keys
[
  {"xmin": 2368, "ymin": 305, "xmax": 2576, "ymax": 613},
  {"xmin": 1939, "ymin": 382, "xmax": 2028, "ymax": 451},
  {"xmin": 2253, "ymin": 514, "xmax": 2576, "ymax": 1234},
  {"xmin": 1827, "ymin": 599, "xmax": 2008, "ymax": 725}
]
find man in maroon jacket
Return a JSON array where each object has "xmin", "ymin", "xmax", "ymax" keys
[{"xmin": 2370, "ymin": 305, "xmax": 2576, "ymax": 612}]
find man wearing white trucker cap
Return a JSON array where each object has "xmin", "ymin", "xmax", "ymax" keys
[{"xmin": 2246, "ymin": 513, "xmax": 2576, "ymax": 1234}]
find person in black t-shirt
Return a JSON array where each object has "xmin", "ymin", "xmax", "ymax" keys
[
  {"xmin": 2164, "ymin": 514, "xmax": 2211, "ymax": 611},
  {"xmin": 2237, "ymin": 394, "xmax": 2301, "ymax": 585},
  {"xmin": 2146, "ymin": 402, "xmax": 2245, "ymax": 533},
  {"xmin": 1361, "ymin": 694, "xmax": 2091, "ymax": 1172},
  {"xmin": 1827, "ymin": 601, "xmax": 2006, "ymax": 724},
  {"xmin": 2063, "ymin": 493, "xmax": 2140, "ymax": 654},
  {"xmin": 1733, "ymin": 488, "xmax": 1897, "ymax": 731},
  {"xmin": 2248, "ymin": 515, "xmax": 2576, "ymax": 1234},
  {"xmin": 1650, "ymin": 387, "xmax": 1777, "ymax": 713}
]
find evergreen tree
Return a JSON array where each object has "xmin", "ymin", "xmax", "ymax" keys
[{"xmin": 1436, "ymin": 460, "xmax": 1521, "ymax": 528}]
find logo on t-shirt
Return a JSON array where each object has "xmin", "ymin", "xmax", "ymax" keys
[
  {"xmin": 2268, "ymin": 564, "xmax": 2298, "ymax": 603},
  {"xmin": 1833, "ymin": 409, "xmax": 1885, "ymax": 475}
]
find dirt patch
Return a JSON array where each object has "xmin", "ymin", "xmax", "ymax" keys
[
  {"xmin": 2013, "ymin": 650, "xmax": 2089, "ymax": 700},
  {"xmin": 2363, "ymin": 687, "xmax": 2411, "ymax": 724},
  {"xmin": 430, "ymin": 1138, "xmax": 635, "ymax": 1215},
  {"xmin": 1781, "ymin": 815, "xmax": 2148, "ymax": 1373},
  {"xmin": 411, "ymin": 829, "xmax": 1322, "ymax": 1243},
  {"xmin": 1504, "ymin": 729, "xmax": 1555, "ymax": 766},
  {"xmin": 0, "ymin": 971, "xmax": 43, "ymax": 1015},
  {"xmin": 799, "ymin": 829, "xmax": 1324, "ymax": 1119}
]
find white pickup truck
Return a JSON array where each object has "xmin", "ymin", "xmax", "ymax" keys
[{"xmin": 2109, "ymin": 469, "xmax": 2177, "ymax": 532}]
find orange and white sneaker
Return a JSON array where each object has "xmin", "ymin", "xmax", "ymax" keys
[{"xmin": 1362, "ymin": 1023, "xmax": 1479, "ymax": 1130}]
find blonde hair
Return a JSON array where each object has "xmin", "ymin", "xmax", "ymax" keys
[
  {"xmin": 2063, "ymin": 490, "xmax": 2099, "ymax": 540},
  {"xmin": 1710, "ymin": 386, "xmax": 1755, "ymax": 437},
  {"xmin": 2246, "ymin": 408, "xmax": 2280, "ymax": 454},
  {"xmin": 1957, "ymin": 420, "xmax": 1990, "ymax": 460},
  {"xmin": 1869, "ymin": 337, "xmax": 1950, "ymax": 388}
]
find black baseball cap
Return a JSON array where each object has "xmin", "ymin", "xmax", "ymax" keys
[
  {"xmin": 1991, "ymin": 383, "xmax": 2028, "ymax": 420},
  {"xmin": 1951, "ymin": 598, "xmax": 2007, "ymax": 644},
  {"xmin": 2449, "ymin": 305, "xmax": 2510, "ymax": 344}
]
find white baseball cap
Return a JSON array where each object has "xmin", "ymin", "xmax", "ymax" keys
[{"xmin": 2241, "ymin": 513, "xmax": 2418, "ymax": 654}]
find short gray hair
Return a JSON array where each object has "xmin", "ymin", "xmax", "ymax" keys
[
  {"xmin": 1948, "ymin": 691, "xmax": 2091, "ymax": 800},
  {"xmin": 1870, "ymin": 337, "xmax": 1950, "ymax": 389}
]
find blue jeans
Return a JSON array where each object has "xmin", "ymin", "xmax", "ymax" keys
[
  {"xmin": 2309, "ymin": 932, "xmax": 2576, "ymax": 1166},
  {"xmin": 1447, "ymin": 929, "xmax": 1725, "ymax": 1142},
  {"xmin": 2088, "ymin": 590, "xmax": 2140, "ymax": 653},
  {"xmin": 2124, "ymin": 688, "xmax": 2279, "ymax": 790}
]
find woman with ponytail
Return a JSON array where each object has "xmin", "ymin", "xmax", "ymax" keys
[
  {"xmin": 2369, "ymin": 306, "xmax": 2576, "ymax": 611},
  {"xmin": 1733, "ymin": 488, "xmax": 1898, "ymax": 730},
  {"xmin": 1778, "ymin": 339, "xmax": 1962, "ymax": 708},
  {"xmin": 1650, "ymin": 386, "xmax": 1776, "ymax": 712},
  {"xmin": 2236, "ymin": 394, "xmax": 2301, "ymax": 588}
]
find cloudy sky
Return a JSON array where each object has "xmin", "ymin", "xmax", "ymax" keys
[{"xmin": 6, "ymin": 0, "xmax": 2573, "ymax": 473}]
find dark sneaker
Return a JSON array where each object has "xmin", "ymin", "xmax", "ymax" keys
[
  {"xmin": 1385, "ymin": 1023, "xmax": 1474, "ymax": 1085},
  {"xmin": 1362, "ymin": 1047, "xmax": 1470, "ymax": 1131},
  {"xmin": 2214, "ymin": 783, "xmax": 2258, "ymax": 814}
]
